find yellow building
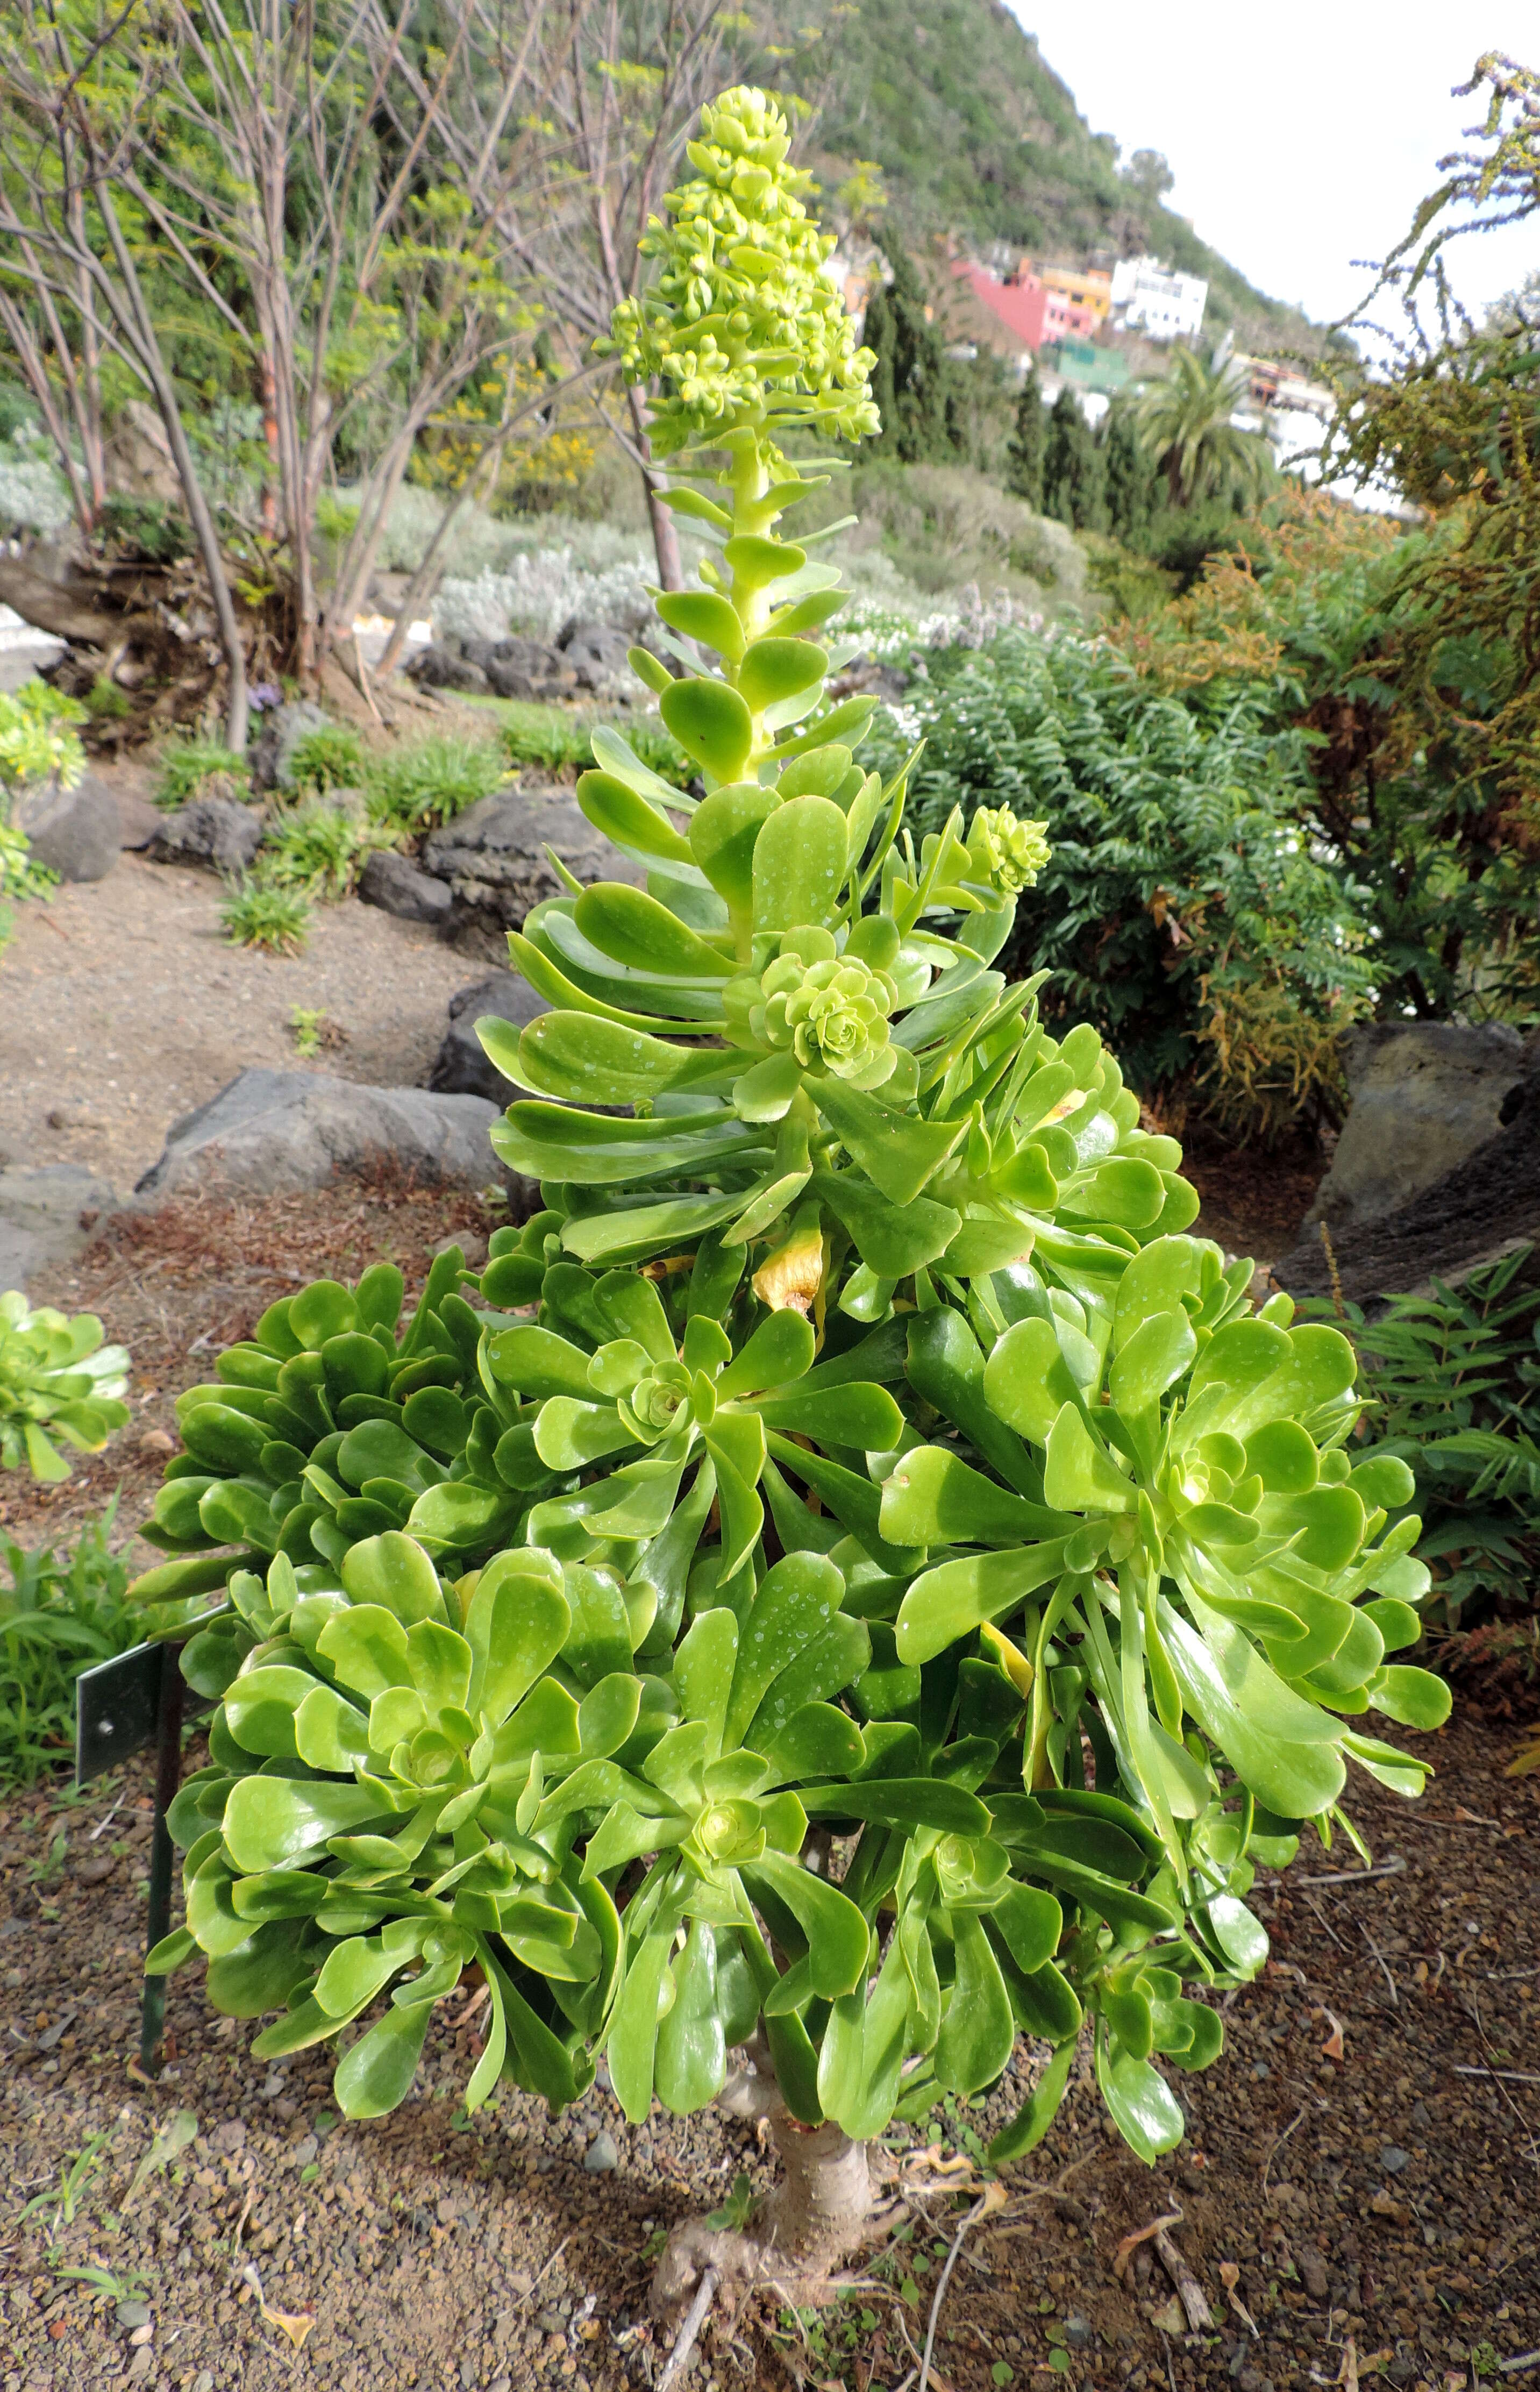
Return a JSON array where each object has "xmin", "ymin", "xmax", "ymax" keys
[{"xmin": 1034, "ymin": 264, "xmax": 1113, "ymax": 324}]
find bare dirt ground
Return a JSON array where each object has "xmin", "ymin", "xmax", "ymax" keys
[{"xmin": 0, "ymin": 851, "xmax": 476, "ymax": 1197}]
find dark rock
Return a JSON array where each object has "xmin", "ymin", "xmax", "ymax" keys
[
  {"xmin": 1308, "ymin": 1020, "xmax": 1530, "ymax": 1235},
  {"xmin": 0, "ymin": 1163, "xmax": 118, "ymax": 1292},
  {"xmin": 429, "ymin": 971, "xmax": 546, "ymax": 1101},
  {"xmin": 1379, "ymin": 2145, "xmax": 1410, "ymax": 2175},
  {"xmin": 133, "ymin": 1069, "xmax": 505, "ymax": 1202},
  {"xmin": 359, "ymin": 848, "xmax": 453, "ymax": 926},
  {"xmin": 249, "ymin": 698, "xmax": 331, "ymax": 793},
  {"xmin": 421, "ymin": 783, "xmax": 640, "ymax": 954},
  {"xmin": 1275, "ymin": 1048, "xmax": 1540, "ymax": 1305},
  {"xmin": 556, "ymin": 619, "xmax": 634, "ymax": 693},
  {"xmin": 406, "ymin": 642, "xmax": 490, "ymax": 696},
  {"xmin": 148, "ymin": 795, "xmax": 263, "ymax": 874},
  {"xmin": 1062, "ymin": 2315, "xmax": 1093, "ymax": 2348},
  {"xmin": 14, "ymin": 768, "xmax": 121, "ymax": 881},
  {"xmin": 482, "ymin": 636, "xmax": 577, "ymax": 702}
]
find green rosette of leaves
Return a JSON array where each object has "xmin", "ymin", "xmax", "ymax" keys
[
  {"xmin": 137, "ymin": 90, "xmax": 1448, "ymax": 2198},
  {"xmin": 127, "ymin": 1254, "xmax": 526, "ymax": 1639},
  {"xmin": 0, "ymin": 1292, "xmax": 130, "ymax": 1482}
]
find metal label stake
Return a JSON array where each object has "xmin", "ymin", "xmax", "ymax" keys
[{"xmin": 76, "ymin": 1626, "xmax": 219, "ymax": 2075}]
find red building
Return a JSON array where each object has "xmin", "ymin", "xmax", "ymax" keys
[{"xmin": 950, "ymin": 260, "xmax": 1102, "ymax": 358}]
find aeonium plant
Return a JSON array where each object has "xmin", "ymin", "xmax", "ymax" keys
[
  {"xmin": 1, "ymin": 1291, "xmax": 129, "ymax": 1482},
  {"xmin": 135, "ymin": 84, "xmax": 1449, "ymax": 2325}
]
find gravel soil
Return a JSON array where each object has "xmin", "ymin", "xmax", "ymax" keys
[{"xmin": 0, "ymin": 849, "xmax": 475, "ymax": 1196}]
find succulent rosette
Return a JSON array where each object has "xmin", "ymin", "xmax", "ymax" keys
[
  {"xmin": 1, "ymin": 1292, "xmax": 130, "ymax": 1482},
  {"xmin": 134, "ymin": 89, "xmax": 1447, "ymax": 2289}
]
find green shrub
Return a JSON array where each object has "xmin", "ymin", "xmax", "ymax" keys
[
  {"xmin": 219, "ymin": 871, "xmax": 310, "ymax": 954},
  {"xmin": 0, "ymin": 1293, "xmax": 130, "ymax": 1482},
  {"xmin": 0, "ymin": 681, "xmax": 85, "ymax": 806},
  {"xmin": 262, "ymin": 798, "xmax": 371, "ymax": 899},
  {"xmin": 288, "ymin": 724, "xmax": 367, "ymax": 798},
  {"xmin": 1320, "ymin": 1245, "xmax": 1540, "ymax": 1632},
  {"xmin": 492, "ymin": 704, "xmax": 695, "ymax": 790},
  {"xmin": 876, "ymin": 627, "xmax": 1376, "ymax": 1131},
  {"xmin": 155, "ymin": 738, "xmax": 251, "ymax": 810},
  {"xmin": 98, "ymin": 495, "xmax": 194, "ymax": 564},
  {"xmin": 134, "ymin": 91, "xmax": 1443, "ymax": 2276},
  {"xmin": 0, "ymin": 1507, "xmax": 138, "ymax": 1785},
  {"xmin": 494, "ymin": 702, "xmax": 594, "ymax": 775},
  {"xmin": 0, "ymin": 820, "xmax": 56, "ymax": 958},
  {"xmin": 366, "ymin": 733, "xmax": 506, "ymax": 835}
]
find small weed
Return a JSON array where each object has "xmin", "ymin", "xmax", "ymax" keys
[
  {"xmin": 124, "ymin": 2109, "xmax": 198, "ymax": 2212},
  {"xmin": 84, "ymin": 677, "xmax": 132, "ymax": 722},
  {"xmin": 20, "ymin": 2135, "xmax": 110, "ymax": 2231},
  {"xmin": 24, "ymin": 1826, "xmax": 69, "ymax": 1884},
  {"xmin": 155, "ymin": 737, "xmax": 250, "ymax": 809},
  {"xmin": 704, "ymin": 2172, "xmax": 754, "ymax": 2230},
  {"xmin": 290, "ymin": 1007, "xmax": 324, "ymax": 1058},
  {"xmin": 220, "ymin": 872, "xmax": 310, "ymax": 955},
  {"xmin": 51, "ymin": 2259, "xmax": 149, "ymax": 2301}
]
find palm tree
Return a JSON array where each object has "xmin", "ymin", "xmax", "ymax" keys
[{"xmin": 1135, "ymin": 344, "xmax": 1274, "ymax": 509}]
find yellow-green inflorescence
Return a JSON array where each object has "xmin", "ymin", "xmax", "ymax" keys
[
  {"xmin": 607, "ymin": 86, "xmax": 879, "ymax": 456},
  {"xmin": 966, "ymin": 805, "xmax": 1052, "ymax": 898}
]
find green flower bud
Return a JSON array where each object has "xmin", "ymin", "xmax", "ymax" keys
[
  {"xmin": 966, "ymin": 805, "xmax": 1051, "ymax": 896},
  {"xmin": 751, "ymin": 949, "xmax": 896, "ymax": 1079}
]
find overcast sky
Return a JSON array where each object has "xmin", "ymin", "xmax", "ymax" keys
[{"xmin": 1007, "ymin": 2, "xmax": 1536, "ymax": 327}]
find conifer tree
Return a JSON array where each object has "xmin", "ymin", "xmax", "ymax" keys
[
  {"xmin": 1004, "ymin": 364, "xmax": 1046, "ymax": 509},
  {"xmin": 1103, "ymin": 398, "xmax": 1157, "ymax": 546},
  {"xmin": 861, "ymin": 238, "xmax": 955, "ymax": 464},
  {"xmin": 1043, "ymin": 386, "xmax": 1107, "ymax": 532}
]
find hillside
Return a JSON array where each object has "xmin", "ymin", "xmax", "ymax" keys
[{"xmin": 784, "ymin": 0, "xmax": 1324, "ymax": 355}]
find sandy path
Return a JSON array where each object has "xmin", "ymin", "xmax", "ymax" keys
[{"xmin": 0, "ymin": 851, "xmax": 480, "ymax": 1195}]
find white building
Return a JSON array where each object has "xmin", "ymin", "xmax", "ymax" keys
[{"xmin": 1110, "ymin": 256, "xmax": 1208, "ymax": 344}]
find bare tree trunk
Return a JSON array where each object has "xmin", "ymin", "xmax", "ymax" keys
[
  {"xmin": 259, "ymin": 352, "xmax": 279, "ymax": 535},
  {"xmin": 96, "ymin": 191, "xmax": 249, "ymax": 751},
  {"xmin": 650, "ymin": 2044, "xmax": 874, "ymax": 2325}
]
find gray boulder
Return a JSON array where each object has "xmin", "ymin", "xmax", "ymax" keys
[
  {"xmin": 474, "ymin": 636, "xmax": 578, "ymax": 702},
  {"xmin": 249, "ymin": 699, "xmax": 331, "ymax": 794},
  {"xmin": 134, "ymin": 1069, "xmax": 505, "ymax": 1203},
  {"xmin": 0, "ymin": 1164, "xmax": 118, "ymax": 1293},
  {"xmin": 1275, "ymin": 1048, "xmax": 1540, "ymax": 1306},
  {"xmin": 148, "ymin": 795, "xmax": 263, "ymax": 874},
  {"xmin": 429, "ymin": 971, "xmax": 547, "ymax": 1102},
  {"xmin": 1307, "ymin": 1021, "xmax": 1531, "ymax": 1235},
  {"xmin": 15, "ymin": 770, "xmax": 120, "ymax": 882},
  {"xmin": 358, "ymin": 848, "xmax": 453, "ymax": 925},
  {"xmin": 405, "ymin": 642, "xmax": 490, "ymax": 696},
  {"xmin": 557, "ymin": 620, "xmax": 634, "ymax": 694},
  {"xmin": 421, "ymin": 782, "xmax": 638, "ymax": 951}
]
